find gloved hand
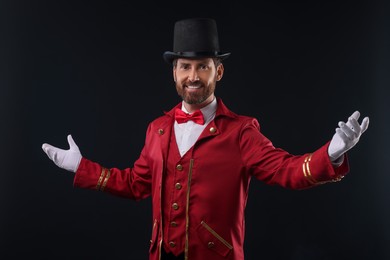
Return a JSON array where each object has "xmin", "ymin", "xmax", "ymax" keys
[
  {"xmin": 42, "ymin": 134, "xmax": 82, "ymax": 173},
  {"xmin": 328, "ymin": 111, "xmax": 369, "ymax": 162}
]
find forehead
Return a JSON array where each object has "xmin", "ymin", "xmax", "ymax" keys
[{"xmin": 176, "ymin": 58, "xmax": 214, "ymax": 65}]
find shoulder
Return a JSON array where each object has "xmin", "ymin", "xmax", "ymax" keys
[
  {"xmin": 146, "ymin": 114, "xmax": 174, "ymax": 133},
  {"xmin": 150, "ymin": 114, "xmax": 172, "ymax": 125},
  {"xmin": 147, "ymin": 101, "xmax": 180, "ymax": 129},
  {"xmin": 215, "ymin": 108, "xmax": 262, "ymax": 133},
  {"xmin": 216, "ymin": 99, "xmax": 261, "ymax": 130},
  {"xmin": 227, "ymin": 114, "xmax": 261, "ymax": 131}
]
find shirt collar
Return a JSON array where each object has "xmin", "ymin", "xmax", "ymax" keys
[{"xmin": 181, "ymin": 97, "xmax": 217, "ymax": 124}]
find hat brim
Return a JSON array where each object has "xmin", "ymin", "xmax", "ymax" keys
[{"xmin": 163, "ymin": 51, "xmax": 231, "ymax": 64}]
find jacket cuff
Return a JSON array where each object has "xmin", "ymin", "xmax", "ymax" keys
[
  {"xmin": 306, "ymin": 141, "xmax": 350, "ymax": 185},
  {"xmin": 73, "ymin": 157, "xmax": 105, "ymax": 190}
]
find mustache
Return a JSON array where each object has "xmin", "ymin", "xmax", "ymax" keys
[{"xmin": 184, "ymin": 81, "xmax": 203, "ymax": 87}]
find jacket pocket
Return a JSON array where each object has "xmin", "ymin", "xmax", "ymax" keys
[
  {"xmin": 196, "ymin": 220, "xmax": 233, "ymax": 257},
  {"xmin": 149, "ymin": 219, "xmax": 159, "ymax": 253}
]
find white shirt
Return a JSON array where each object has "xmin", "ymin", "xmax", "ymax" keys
[{"xmin": 174, "ymin": 97, "xmax": 217, "ymax": 157}]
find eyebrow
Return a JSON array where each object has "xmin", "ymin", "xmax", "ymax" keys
[{"xmin": 178, "ymin": 61, "xmax": 209, "ymax": 67}]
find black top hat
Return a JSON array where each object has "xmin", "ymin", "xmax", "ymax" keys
[{"xmin": 163, "ymin": 18, "xmax": 231, "ymax": 64}]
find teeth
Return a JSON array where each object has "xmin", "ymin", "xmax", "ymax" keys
[{"xmin": 187, "ymin": 85, "xmax": 201, "ymax": 89}]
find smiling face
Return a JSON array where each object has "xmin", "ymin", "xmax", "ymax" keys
[{"xmin": 173, "ymin": 58, "xmax": 224, "ymax": 112}]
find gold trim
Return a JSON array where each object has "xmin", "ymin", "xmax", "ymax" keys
[
  {"xmin": 302, "ymin": 161, "xmax": 307, "ymax": 177},
  {"xmin": 96, "ymin": 168, "xmax": 106, "ymax": 190},
  {"xmin": 100, "ymin": 169, "xmax": 111, "ymax": 191},
  {"xmin": 303, "ymin": 154, "xmax": 317, "ymax": 184},
  {"xmin": 305, "ymin": 154, "xmax": 313, "ymax": 177},
  {"xmin": 150, "ymin": 219, "xmax": 157, "ymax": 244},
  {"xmin": 158, "ymin": 159, "xmax": 164, "ymax": 260},
  {"xmin": 153, "ymin": 219, "xmax": 157, "ymax": 229},
  {"xmin": 185, "ymin": 159, "xmax": 194, "ymax": 260},
  {"xmin": 201, "ymin": 221, "xmax": 233, "ymax": 250}
]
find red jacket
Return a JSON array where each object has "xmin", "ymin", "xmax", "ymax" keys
[{"xmin": 74, "ymin": 98, "xmax": 349, "ymax": 260}]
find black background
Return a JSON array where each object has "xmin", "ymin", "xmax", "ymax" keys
[{"xmin": 1, "ymin": 0, "xmax": 389, "ymax": 259}]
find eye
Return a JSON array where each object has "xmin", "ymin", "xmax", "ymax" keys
[
  {"xmin": 200, "ymin": 65, "xmax": 208, "ymax": 70},
  {"xmin": 180, "ymin": 64, "xmax": 190, "ymax": 70}
]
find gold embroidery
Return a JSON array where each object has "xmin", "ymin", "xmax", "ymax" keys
[
  {"xmin": 150, "ymin": 219, "xmax": 157, "ymax": 244},
  {"xmin": 158, "ymin": 159, "xmax": 164, "ymax": 260},
  {"xmin": 201, "ymin": 221, "xmax": 233, "ymax": 250},
  {"xmin": 303, "ymin": 154, "xmax": 317, "ymax": 184},
  {"xmin": 185, "ymin": 159, "xmax": 194, "ymax": 260},
  {"xmin": 100, "ymin": 169, "xmax": 111, "ymax": 191},
  {"xmin": 96, "ymin": 168, "xmax": 106, "ymax": 190}
]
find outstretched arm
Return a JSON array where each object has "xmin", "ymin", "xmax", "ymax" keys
[{"xmin": 41, "ymin": 133, "xmax": 152, "ymax": 200}]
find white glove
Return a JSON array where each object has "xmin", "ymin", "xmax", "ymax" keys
[
  {"xmin": 42, "ymin": 134, "xmax": 82, "ymax": 173},
  {"xmin": 328, "ymin": 111, "xmax": 369, "ymax": 162}
]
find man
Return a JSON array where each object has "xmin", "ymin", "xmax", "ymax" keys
[{"xmin": 42, "ymin": 18, "xmax": 369, "ymax": 260}]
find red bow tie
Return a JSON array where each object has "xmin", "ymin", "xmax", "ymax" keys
[{"xmin": 175, "ymin": 108, "xmax": 205, "ymax": 125}]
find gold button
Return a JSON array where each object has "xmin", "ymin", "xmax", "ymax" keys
[
  {"xmin": 158, "ymin": 129, "xmax": 164, "ymax": 135},
  {"xmin": 209, "ymin": 127, "xmax": 216, "ymax": 133},
  {"xmin": 169, "ymin": 241, "xmax": 176, "ymax": 248},
  {"xmin": 170, "ymin": 221, "xmax": 178, "ymax": 227},
  {"xmin": 207, "ymin": 241, "xmax": 215, "ymax": 248},
  {"xmin": 175, "ymin": 183, "xmax": 182, "ymax": 190},
  {"xmin": 172, "ymin": 203, "xmax": 179, "ymax": 210},
  {"xmin": 176, "ymin": 164, "xmax": 183, "ymax": 171}
]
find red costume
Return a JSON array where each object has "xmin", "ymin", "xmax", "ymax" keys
[{"xmin": 74, "ymin": 98, "xmax": 349, "ymax": 260}]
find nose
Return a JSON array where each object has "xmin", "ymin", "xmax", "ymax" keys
[{"xmin": 188, "ymin": 69, "xmax": 199, "ymax": 82}]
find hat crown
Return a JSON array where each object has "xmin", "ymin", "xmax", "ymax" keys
[
  {"xmin": 173, "ymin": 18, "xmax": 220, "ymax": 53},
  {"xmin": 162, "ymin": 17, "xmax": 230, "ymax": 63}
]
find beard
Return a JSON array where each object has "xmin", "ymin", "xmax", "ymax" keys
[{"xmin": 176, "ymin": 80, "xmax": 216, "ymax": 105}]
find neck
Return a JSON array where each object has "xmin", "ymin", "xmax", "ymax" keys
[{"xmin": 183, "ymin": 94, "xmax": 215, "ymax": 113}]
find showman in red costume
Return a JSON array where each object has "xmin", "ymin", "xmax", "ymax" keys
[{"xmin": 42, "ymin": 18, "xmax": 369, "ymax": 260}]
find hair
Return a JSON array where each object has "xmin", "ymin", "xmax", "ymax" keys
[{"xmin": 172, "ymin": 58, "xmax": 222, "ymax": 68}]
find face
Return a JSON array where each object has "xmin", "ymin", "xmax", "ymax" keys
[{"xmin": 173, "ymin": 58, "xmax": 224, "ymax": 107}]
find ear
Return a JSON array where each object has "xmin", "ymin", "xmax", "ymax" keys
[{"xmin": 216, "ymin": 63, "xmax": 224, "ymax": 81}]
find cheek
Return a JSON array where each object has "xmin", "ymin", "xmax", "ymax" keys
[
  {"xmin": 176, "ymin": 75, "xmax": 187, "ymax": 84},
  {"xmin": 174, "ymin": 70, "xmax": 185, "ymax": 79},
  {"xmin": 207, "ymin": 74, "xmax": 218, "ymax": 85},
  {"xmin": 173, "ymin": 70, "xmax": 182, "ymax": 82}
]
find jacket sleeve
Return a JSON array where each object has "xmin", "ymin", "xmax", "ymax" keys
[
  {"xmin": 73, "ymin": 125, "xmax": 153, "ymax": 201},
  {"xmin": 240, "ymin": 118, "xmax": 349, "ymax": 190}
]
